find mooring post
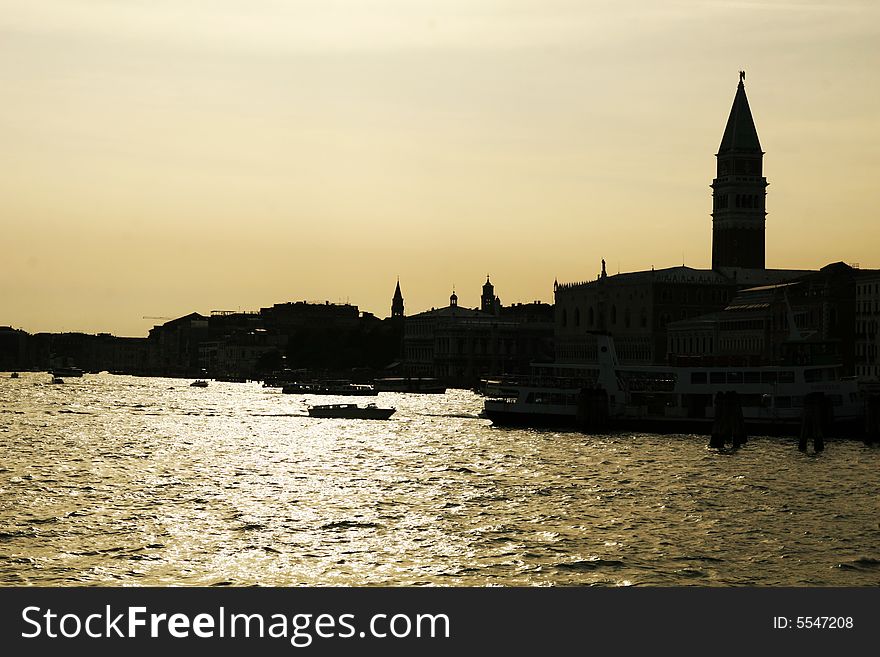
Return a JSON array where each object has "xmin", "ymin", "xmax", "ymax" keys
[
  {"xmin": 800, "ymin": 392, "xmax": 825, "ymax": 452},
  {"xmin": 865, "ymin": 393, "xmax": 880, "ymax": 446},
  {"xmin": 577, "ymin": 387, "xmax": 610, "ymax": 432},
  {"xmin": 709, "ymin": 391, "xmax": 727, "ymax": 448},
  {"xmin": 729, "ymin": 391, "xmax": 747, "ymax": 448}
]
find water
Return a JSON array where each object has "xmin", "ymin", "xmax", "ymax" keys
[{"xmin": 1, "ymin": 372, "xmax": 879, "ymax": 586}]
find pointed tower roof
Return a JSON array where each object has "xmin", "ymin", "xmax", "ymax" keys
[
  {"xmin": 718, "ymin": 71, "xmax": 762, "ymax": 155},
  {"xmin": 393, "ymin": 278, "xmax": 403, "ymax": 300}
]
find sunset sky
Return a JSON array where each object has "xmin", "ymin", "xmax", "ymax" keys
[{"xmin": 3, "ymin": 0, "xmax": 879, "ymax": 336}]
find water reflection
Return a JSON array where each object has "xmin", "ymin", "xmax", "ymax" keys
[{"xmin": 0, "ymin": 372, "xmax": 878, "ymax": 586}]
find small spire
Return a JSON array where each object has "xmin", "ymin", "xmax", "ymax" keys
[{"xmin": 739, "ymin": 70, "xmax": 745, "ymax": 84}]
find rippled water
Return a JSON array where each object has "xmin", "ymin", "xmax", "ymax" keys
[{"xmin": 1, "ymin": 372, "xmax": 879, "ymax": 586}]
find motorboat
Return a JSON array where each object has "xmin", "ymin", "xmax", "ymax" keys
[
  {"xmin": 190, "ymin": 380, "xmax": 209, "ymax": 387},
  {"xmin": 307, "ymin": 403, "xmax": 395, "ymax": 420}
]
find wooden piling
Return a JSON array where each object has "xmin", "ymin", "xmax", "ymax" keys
[
  {"xmin": 864, "ymin": 393, "xmax": 880, "ymax": 445},
  {"xmin": 709, "ymin": 391, "xmax": 746, "ymax": 448},
  {"xmin": 576, "ymin": 387, "xmax": 609, "ymax": 432},
  {"xmin": 799, "ymin": 392, "xmax": 826, "ymax": 452}
]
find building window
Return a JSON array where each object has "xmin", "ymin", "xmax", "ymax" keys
[
  {"xmin": 575, "ymin": 308, "xmax": 580, "ymax": 327},
  {"xmin": 588, "ymin": 307, "xmax": 594, "ymax": 327},
  {"xmin": 611, "ymin": 305, "xmax": 617, "ymax": 325}
]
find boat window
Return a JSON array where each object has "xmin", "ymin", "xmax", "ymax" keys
[
  {"xmin": 778, "ymin": 371, "xmax": 795, "ymax": 383},
  {"xmin": 744, "ymin": 372, "xmax": 760, "ymax": 384},
  {"xmin": 690, "ymin": 372, "xmax": 707, "ymax": 384},
  {"xmin": 761, "ymin": 372, "xmax": 778, "ymax": 384},
  {"xmin": 710, "ymin": 372, "xmax": 725, "ymax": 384},
  {"xmin": 741, "ymin": 394, "xmax": 763, "ymax": 407},
  {"xmin": 775, "ymin": 396, "xmax": 792, "ymax": 408},
  {"xmin": 727, "ymin": 372, "xmax": 743, "ymax": 385}
]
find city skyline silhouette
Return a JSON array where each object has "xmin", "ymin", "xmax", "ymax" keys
[{"xmin": 3, "ymin": 1, "xmax": 879, "ymax": 336}]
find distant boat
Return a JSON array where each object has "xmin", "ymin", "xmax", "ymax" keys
[
  {"xmin": 282, "ymin": 381, "xmax": 377, "ymax": 396},
  {"xmin": 190, "ymin": 380, "xmax": 209, "ymax": 387},
  {"xmin": 51, "ymin": 377, "xmax": 64, "ymax": 384},
  {"xmin": 10, "ymin": 372, "xmax": 19, "ymax": 379},
  {"xmin": 307, "ymin": 403, "xmax": 395, "ymax": 420},
  {"xmin": 373, "ymin": 377, "xmax": 446, "ymax": 394}
]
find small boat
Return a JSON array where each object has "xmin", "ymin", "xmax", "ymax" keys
[
  {"xmin": 10, "ymin": 372, "xmax": 19, "ymax": 379},
  {"xmin": 307, "ymin": 403, "xmax": 396, "ymax": 420},
  {"xmin": 190, "ymin": 380, "xmax": 209, "ymax": 387},
  {"xmin": 51, "ymin": 377, "xmax": 64, "ymax": 384}
]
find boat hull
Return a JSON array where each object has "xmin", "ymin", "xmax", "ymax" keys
[{"xmin": 307, "ymin": 405, "xmax": 395, "ymax": 420}]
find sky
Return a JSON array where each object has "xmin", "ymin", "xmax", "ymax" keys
[{"xmin": 2, "ymin": 0, "xmax": 879, "ymax": 336}]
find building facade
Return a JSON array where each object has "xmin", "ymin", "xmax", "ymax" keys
[{"xmin": 403, "ymin": 283, "xmax": 553, "ymax": 387}]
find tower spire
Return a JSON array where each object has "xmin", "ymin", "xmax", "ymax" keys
[{"xmin": 391, "ymin": 278, "xmax": 404, "ymax": 319}]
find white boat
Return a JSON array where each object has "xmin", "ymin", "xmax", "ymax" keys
[
  {"xmin": 307, "ymin": 403, "xmax": 395, "ymax": 420},
  {"xmin": 483, "ymin": 333, "xmax": 862, "ymax": 435}
]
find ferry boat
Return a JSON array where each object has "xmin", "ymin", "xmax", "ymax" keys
[
  {"xmin": 190, "ymin": 380, "xmax": 209, "ymax": 387},
  {"xmin": 307, "ymin": 403, "xmax": 395, "ymax": 420},
  {"xmin": 483, "ymin": 333, "xmax": 862, "ymax": 435},
  {"xmin": 373, "ymin": 377, "xmax": 447, "ymax": 394},
  {"xmin": 50, "ymin": 366, "xmax": 84, "ymax": 378},
  {"xmin": 282, "ymin": 381, "xmax": 377, "ymax": 396}
]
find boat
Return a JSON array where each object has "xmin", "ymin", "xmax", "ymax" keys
[
  {"xmin": 190, "ymin": 380, "xmax": 209, "ymax": 387},
  {"xmin": 51, "ymin": 377, "xmax": 64, "ymax": 384},
  {"xmin": 281, "ymin": 381, "xmax": 377, "ymax": 396},
  {"xmin": 373, "ymin": 377, "xmax": 447, "ymax": 394},
  {"xmin": 483, "ymin": 333, "xmax": 863, "ymax": 435},
  {"xmin": 50, "ymin": 366, "xmax": 84, "ymax": 377},
  {"xmin": 10, "ymin": 372, "xmax": 19, "ymax": 379},
  {"xmin": 307, "ymin": 403, "xmax": 396, "ymax": 420}
]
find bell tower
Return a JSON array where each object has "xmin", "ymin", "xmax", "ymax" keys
[
  {"xmin": 711, "ymin": 71, "xmax": 767, "ymax": 270},
  {"xmin": 481, "ymin": 276, "xmax": 497, "ymax": 314},
  {"xmin": 391, "ymin": 279, "xmax": 404, "ymax": 319}
]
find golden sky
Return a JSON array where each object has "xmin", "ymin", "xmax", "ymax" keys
[{"xmin": 2, "ymin": 0, "xmax": 879, "ymax": 336}]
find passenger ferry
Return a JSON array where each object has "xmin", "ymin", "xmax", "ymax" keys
[
  {"xmin": 483, "ymin": 334, "xmax": 862, "ymax": 434},
  {"xmin": 281, "ymin": 381, "xmax": 377, "ymax": 396}
]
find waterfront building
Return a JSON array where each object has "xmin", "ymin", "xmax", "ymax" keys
[
  {"xmin": 667, "ymin": 263, "xmax": 859, "ymax": 371},
  {"xmin": 855, "ymin": 270, "xmax": 880, "ymax": 381},
  {"xmin": 403, "ymin": 281, "xmax": 553, "ymax": 387}
]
